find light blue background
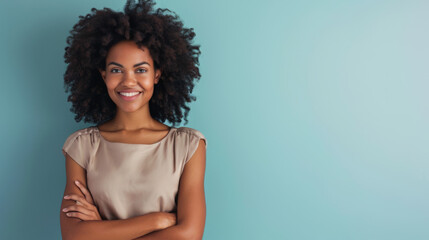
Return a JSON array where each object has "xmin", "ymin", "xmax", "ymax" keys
[{"xmin": 1, "ymin": 0, "xmax": 428, "ymax": 239}]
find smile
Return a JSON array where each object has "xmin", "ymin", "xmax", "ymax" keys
[{"xmin": 117, "ymin": 91, "xmax": 142, "ymax": 101}]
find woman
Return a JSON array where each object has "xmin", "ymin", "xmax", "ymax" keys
[{"xmin": 59, "ymin": 1, "xmax": 207, "ymax": 239}]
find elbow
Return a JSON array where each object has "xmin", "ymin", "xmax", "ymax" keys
[
  {"xmin": 186, "ymin": 235, "xmax": 203, "ymax": 240},
  {"xmin": 181, "ymin": 224, "xmax": 204, "ymax": 240},
  {"xmin": 62, "ymin": 233, "xmax": 75, "ymax": 240},
  {"xmin": 185, "ymin": 233, "xmax": 203, "ymax": 240},
  {"xmin": 63, "ymin": 232, "xmax": 84, "ymax": 240},
  {"xmin": 62, "ymin": 231, "xmax": 79, "ymax": 240},
  {"xmin": 63, "ymin": 236, "xmax": 74, "ymax": 240},
  {"xmin": 61, "ymin": 220, "xmax": 84, "ymax": 240}
]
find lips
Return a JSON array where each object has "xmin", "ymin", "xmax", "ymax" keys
[
  {"xmin": 118, "ymin": 91, "xmax": 140, "ymax": 96},
  {"xmin": 117, "ymin": 90, "xmax": 142, "ymax": 93},
  {"xmin": 117, "ymin": 91, "xmax": 142, "ymax": 101}
]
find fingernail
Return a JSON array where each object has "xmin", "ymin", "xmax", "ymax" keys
[
  {"xmin": 75, "ymin": 180, "xmax": 79, "ymax": 185},
  {"xmin": 62, "ymin": 208, "xmax": 68, "ymax": 212},
  {"xmin": 64, "ymin": 195, "xmax": 69, "ymax": 199}
]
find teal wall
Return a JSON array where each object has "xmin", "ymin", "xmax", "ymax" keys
[{"xmin": 1, "ymin": 0, "xmax": 428, "ymax": 239}]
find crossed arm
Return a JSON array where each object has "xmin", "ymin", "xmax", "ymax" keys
[{"xmin": 60, "ymin": 139, "xmax": 206, "ymax": 240}]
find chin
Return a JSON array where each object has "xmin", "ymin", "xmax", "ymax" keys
[
  {"xmin": 119, "ymin": 107, "xmax": 141, "ymax": 113},
  {"xmin": 117, "ymin": 103, "xmax": 146, "ymax": 112}
]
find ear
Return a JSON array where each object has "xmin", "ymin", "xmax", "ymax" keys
[
  {"xmin": 154, "ymin": 69, "xmax": 162, "ymax": 84},
  {"xmin": 99, "ymin": 68, "xmax": 106, "ymax": 81}
]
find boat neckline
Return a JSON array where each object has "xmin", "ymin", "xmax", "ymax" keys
[{"xmin": 92, "ymin": 126, "xmax": 175, "ymax": 146}]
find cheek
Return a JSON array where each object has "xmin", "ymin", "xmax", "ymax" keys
[
  {"xmin": 104, "ymin": 79, "xmax": 119, "ymax": 90},
  {"xmin": 137, "ymin": 76, "xmax": 156, "ymax": 89},
  {"xmin": 142, "ymin": 79, "xmax": 154, "ymax": 89}
]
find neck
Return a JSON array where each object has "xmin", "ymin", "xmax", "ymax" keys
[{"xmin": 109, "ymin": 105, "xmax": 159, "ymax": 131}]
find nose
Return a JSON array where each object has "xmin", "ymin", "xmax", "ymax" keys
[{"xmin": 122, "ymin": 70, "xmax": 137, "ymax": 86}]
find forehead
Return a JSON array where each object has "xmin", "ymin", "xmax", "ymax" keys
[{"xmin": 106, "ymin": 40, "xmax": 152, "ymax": 63}]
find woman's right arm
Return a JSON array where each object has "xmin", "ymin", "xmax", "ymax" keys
[{"xmin": 60, "ymin": 153, "xmax": 174, "ymax": 240}]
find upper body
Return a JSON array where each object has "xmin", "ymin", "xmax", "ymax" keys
[
  {"xmin": 62, "ymin": 125, "xmax": 207, "ymax": 220},
  {"xmin": 61, "ymin": 1, "xmax": 206, "ymax": 238}
]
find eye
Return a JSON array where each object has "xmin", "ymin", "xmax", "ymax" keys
[
  {"xmin": 110, "ymin": 68, "xmax": 122, "ymax": 73},
  {"xmin": 136, "ymin": 68, "xmax": 147, "ymax": 73}
]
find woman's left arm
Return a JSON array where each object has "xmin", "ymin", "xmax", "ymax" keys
[{"xmin": 133, "ymin": 139, "xmax": 207, "ymax": 240}]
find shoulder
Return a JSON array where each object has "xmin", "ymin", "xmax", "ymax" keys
[
  {"xmin": 175, "ymin": 126, "xmax": 207, "ymax": 150},
  {"xmin": 175, "ymin": 127, "xmax": 206, "ymax": 140},
  {"xmin": 63, "ymin": 126, "xmax": 99, "ymax": 148},
  {"xmin": 64, "ymin": 126, "xmax": 96, "ymax": 137},
  {"xmin": 174, "ymin": 127, "xmax": 207, "ymax": 166},
  {"xmin": 62, "ymin": 126, "xmax": 99, "ymax": 169}
]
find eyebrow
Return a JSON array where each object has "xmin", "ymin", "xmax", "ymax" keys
[{"xmin": 107, "ymin": 61, "xmax": 151, "ymax": 68}]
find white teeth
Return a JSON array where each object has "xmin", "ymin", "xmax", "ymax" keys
[{"xmin": 119, "ymin": 92, "xmax": 140, "ymax": 97}]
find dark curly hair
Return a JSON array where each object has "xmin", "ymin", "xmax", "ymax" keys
[{"xmin": 63, "ymin": 0, "xmax": 201, "ymax": 127}]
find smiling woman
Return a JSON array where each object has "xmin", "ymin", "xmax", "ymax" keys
[
  {"xmin": 60, "ymin": 1, "xmax": 207, "ymax": 240},
  {"xmin": 63, "ymin": 0, "xmax": 201, "ymax": 126},
  {"xmin": 98, "ymin": 41, "xmax": 162, "ymax": 113}
]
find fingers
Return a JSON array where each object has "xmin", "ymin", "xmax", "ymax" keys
[
  {"xmin": 63, "ymin": 210, "xmax": 93, "ymax": 221},
  {"xmin": 64, "ymin": 194, "xmax": 91, "ymax": 209},
  {"xmin": 74, "ymin": 180, "xmax": 94, "ymax": 205},
  {"xmin": 63, "ymin": 204, "xmax": 94, "ymax": 217},
  {"xmin": 63, "ymin": 195, "xmax": 98, "ymax": 221}
]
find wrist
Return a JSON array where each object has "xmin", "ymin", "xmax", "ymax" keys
[
  {"xmin": 158, "ymin": 212, "xmax": 170, "ymax": 230},
  {"xmin": 152, "ymin": 212, "xmax": 165, "ymax": 230}
]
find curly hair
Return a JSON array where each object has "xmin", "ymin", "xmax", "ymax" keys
[{"xmin": 63, "ymin": 0, "xmax": 201, "ymax": 127}]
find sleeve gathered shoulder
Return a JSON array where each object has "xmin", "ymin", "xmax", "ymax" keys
[
  {"xmin": 62, "ymin": 128, "xmax": 95, "ymax": 169},
  {"xmin": 181, "ymin": 127, "xmax": 207, "ymax": 165}
]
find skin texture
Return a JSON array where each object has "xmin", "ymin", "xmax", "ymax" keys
[
  {"xmin": 99, "ymin": 40, "xmax": 162, "ymax": 129},
  {"xmin": 60, "ymin": 40, "xmax": 206, "ymax": 240}
]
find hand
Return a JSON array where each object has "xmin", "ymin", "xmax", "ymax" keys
[
  {"xmin": 157, "ymin": 212, "xmax": 177, "ymax": 230},
  {"xmin": 62, "ymin": 180, "xmax": 102, "ymax": 221}
]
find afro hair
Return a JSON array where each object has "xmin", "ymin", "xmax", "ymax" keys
[{"xmin": 63, "ymin": 0, "xmax": 201, "ymax": 126}]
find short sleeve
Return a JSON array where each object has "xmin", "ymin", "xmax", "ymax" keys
[
  {"xmin": 185, "ymin": 129, "xmax": 207, "ymax": 165},
  {"xmin": 62, "ymin": 129, "xmax": 92, "ymax": 169}
]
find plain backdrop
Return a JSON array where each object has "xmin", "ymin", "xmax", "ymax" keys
[{"xmin": 0, "ymin": 0, "xmax": 428, "ymax": 239}]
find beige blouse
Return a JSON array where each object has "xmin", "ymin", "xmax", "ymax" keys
[{"xmin": 62, "ymin": 126, "xmax": 207, "ymax": 220}]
